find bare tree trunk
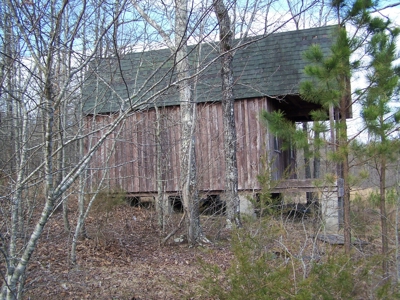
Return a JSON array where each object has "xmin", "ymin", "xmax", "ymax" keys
[
  {"xmin": 380, "ymin": 153, "xmax": 389, "ymax": 281},
  {"xmin": 303, "ymin": 122, "xmax": 313, "ymax": 205},
  {"xmin": 132, "ymin": 0, "xmax": 203, "ymax": 244},
  {"xmin": 3, "ymin": 57, "xmax": 57, "ymax": 298},
  {"xmin": 313, "ymin": 128, "xmax": 321, "ymax": 180},
  {"xmin": 155, "ymin": 105, "xmax": 165, "ymax": 232},
  {"xmin": 56, "ymin": 98, "xmax": 70, "ymax": 231},
  {"xmin": 61, "ymin": 84, "xmax": 70, "ymax": 228},
  {"xmin": 4, "ymin": 100, "xmax": 29, "ymax": 300},
  {"xmin": 312, "ymin": 127, "xmax": 321, "ymax": 215},
  {"xmin": 59, "ymin": 18, "xmax": 70, "ymax": 231},
  {"xmin": 213, "ymin": 0, "xmax": 241, "ymax": 228},
  {"xmin": 70, "ymin": 10, "xmax": 89, "ymax": 264},
  {"xmin": 54, "ymin": 26, "xmax": 65, "ymax": 225},
  {"xmin": 339, "ymin": 94, "xmax": 351, "ymax": 254},
  {"xmin": 175, "ymin": 0, "xmax": 202, "ymax": 244},
  {"xmin": 70, "ymin": 125, "xmax": 86, "ymax": 264},
  {"xmin": 2, "ymin": 9, "xmax": 30, "ymax": 297}
]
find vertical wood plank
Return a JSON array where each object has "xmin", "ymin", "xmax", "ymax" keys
[
  {"xmin": 87, "ymin": 97, "xmax": 282, "ymax": 194},
  {"xmin": 216, "ymin": 102, "xmax": 224, "ymax": 190},
  {"xmin": 196, "ymin": 103, "xmax": 206, "ymax": 190},
  {"xmin": 235, "ymin": 100, "xmax": 244, "ymax": 190}
]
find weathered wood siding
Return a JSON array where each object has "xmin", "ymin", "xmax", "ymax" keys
[{"xmin": 86, "ymin": 97, "xmax": 293, "ymax": 194}]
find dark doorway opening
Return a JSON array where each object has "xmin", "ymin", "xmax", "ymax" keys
[
  {"xmin": 169, "ymin": 196, "xmax": 183, "ymax": 213},
  {"xmin": 199, "ymin": 195, "xmax": 226, "ymax": 215}
]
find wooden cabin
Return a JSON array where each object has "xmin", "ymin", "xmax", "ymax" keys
[{"xmin": 83, "ymin": 25, "xmax": 349, "ymax": 225}]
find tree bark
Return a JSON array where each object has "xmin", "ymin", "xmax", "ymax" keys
[
  {"xmin": 155, "ymin": 105, "xmax": 165, "ymax": 232},
  {"xmin": 175, "ymin": 0, "xmax": 202, "ymax": 244},
  {"xmin": 303, "ymin": 122, "xmax": 313, "ymax": 206},
  {"xmin": 213, "ymin": 0, "xmax": 242, "ymax": 228},
  {"xmin": 340, "ymin": 91, "xmax": 351, "ymax": 254},
  {"xmin": 132, "ymin": 0, "xmax": 203, "ymax": 244},
  {"xmin": 380, "ymin": 148, "xmax": 389, "ymax": 280}
]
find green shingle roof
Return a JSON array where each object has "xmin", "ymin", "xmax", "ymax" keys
[{"xmin": 83, "ymin": 25, "xmax": 336, "ymax": 114}]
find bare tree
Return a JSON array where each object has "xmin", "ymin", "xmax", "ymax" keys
[
  {"xmin": 213, "ymin": 0, "xmax": 241, "ymax": 228},
  {"xmin": 0, "ymin": 0, "xmax": 169, "ymax": 297},
  {"xmin": 132, "ymin": 0, "xmax": 206, "ymax": 244},
  {"xmin": 174, "ymin": 0, "xmax": 203, "ymax": 244}
]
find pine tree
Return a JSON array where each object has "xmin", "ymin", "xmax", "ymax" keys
[
  {"xmin": 262, "ymin": 0, "xmax": 399, "ymax": 255},
  {"xmin": 360, "ymin": 23, "xmax": 400, "ymax": 281},
  {"xmin": 300, "ymin": 25, "xmax": 353, "ymax": 252},
  {"xmin": 298, "ymin": 0, "xmax": 399, "ymax": 254}
]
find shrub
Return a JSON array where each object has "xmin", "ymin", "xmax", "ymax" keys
[
  {"xmin": 90, "ymin": 188, "xmax": 127, "ymax": 216},
  {"xmin": 200, "ymin": 217, "xmax": 397, "ymax": 299},
  {"xmin": 89, "ymin": 188, "xmax": 127, "ymax": 247}
]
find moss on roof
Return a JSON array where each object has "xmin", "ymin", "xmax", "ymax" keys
[{"xmin": 83, "ymin": 25, "xmax": 337, "ymax": 114}]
